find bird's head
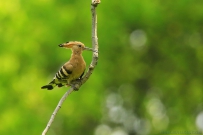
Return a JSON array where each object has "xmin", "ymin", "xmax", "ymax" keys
[
  {"xmin": 58, "ymin": 41, "xmax": 87, "ymax": 52},
  {"xmin": 59, "ymin": 41, "xmax": 86, "ymax": 51},
  {"xmin": 59, "ymin": 41, "xmax": 95, "ymax": 54}
]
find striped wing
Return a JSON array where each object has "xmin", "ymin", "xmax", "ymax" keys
[
  {"xmin": 55, "ymin": 65, "xmax": 72, "ymax": 80},
  {"xmin": 41, "ymin": 64, "xmax": 73, "ymax": 90}
]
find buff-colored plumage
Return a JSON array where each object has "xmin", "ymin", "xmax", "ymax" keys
[{"xmin": 41, "ymin": 41, "xmax": 87, "ymax": 90}]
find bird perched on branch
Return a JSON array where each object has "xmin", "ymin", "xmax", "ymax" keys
[{"xmin": 41, "ymin": 41, "xmax": 89, "ymax": 90}]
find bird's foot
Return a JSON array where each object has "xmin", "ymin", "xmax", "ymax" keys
[{"xmin": 70, "ymin": 79, "xmax": 82, "ymax": 91}]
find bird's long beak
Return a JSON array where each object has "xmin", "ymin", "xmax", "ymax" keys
[
  {"xmin": 84, "ymin": 47, "xmax": 97, "ymax": 52},
  {"xmin": 84, "ymin": 47, "xmax": 93, "ymax": 51}
]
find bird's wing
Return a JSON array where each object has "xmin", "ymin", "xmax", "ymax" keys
[
  {"xmin": 41, "ymin": 63, "xmax": 73, "ymax": 90},
  {"xmin": 79, "ymin": 69, "xmax": 86, "ymax": 79},
  {"xmin": 55, "ymin": 63, "xmax": 73, "ymax": 80}
]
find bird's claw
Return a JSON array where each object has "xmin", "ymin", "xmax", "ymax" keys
[{"xmin": 70, "ymin": 79, "xmax": 82, "ymax": 91}]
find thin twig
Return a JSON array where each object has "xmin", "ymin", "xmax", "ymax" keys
[
  {"xmin": 42, "ymin": 88, "xmax": 74, "ymax": 135},
  {"xmin": 81, "ymin": 0, "xmax": 100, "ymax": 85},
  {"xmin": 42, "ymin": 0, "xmax": 100, "ymax": 134}
]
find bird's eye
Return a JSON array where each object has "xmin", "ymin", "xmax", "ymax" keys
[{"xmin": 78, "ymin": 45, "xmax": 82, "ymax": 47}]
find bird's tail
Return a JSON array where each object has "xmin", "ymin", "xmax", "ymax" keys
[
  {"xmin": 41, "ymin": 85, "xmax": 54, "ymax": 90},
  {"xmin": 41, "ymin": 80, "xmax": 56, "ymax": 90},
  {"xmin": 41, "ymin": 78, "xmax": 68, "ymax": 90}
]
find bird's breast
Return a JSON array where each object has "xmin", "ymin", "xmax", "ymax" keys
[{"xmin": 70, "ymin": 56, "xmax": 86, "ymax": 80}]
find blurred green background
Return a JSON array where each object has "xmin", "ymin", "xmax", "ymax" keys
[{"xmin": 0, "ymin": 0, "xmax": 203, "ymax": 135}]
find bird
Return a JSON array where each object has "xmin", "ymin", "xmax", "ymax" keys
[{"xmin": 41, "ymin": 41, "xmax": 88, "ymax": 90}]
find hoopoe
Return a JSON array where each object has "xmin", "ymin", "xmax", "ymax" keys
[{"xmin": 41, "ymin": 41, "xmax": 89, "ymax": 90}]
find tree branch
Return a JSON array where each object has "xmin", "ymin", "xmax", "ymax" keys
[
  {"xmin": 42, "ymin": 0, "xmax": 100, "ymax": 135},
  {"xmin": 42, "ymin": 88, "xmax": 74, "ymax": 135},
  {"xmin": 81, "ymin": 0, "xmax": 100, "ymax": 85}
]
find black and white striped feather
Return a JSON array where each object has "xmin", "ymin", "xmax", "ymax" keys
[{"xmin": 41, "ymin": 65, "xmax": 73, "ymax": 90}]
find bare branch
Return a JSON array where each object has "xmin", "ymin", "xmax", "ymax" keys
[
  {"xmin": 81, "ymin": 0, "xmax": 100, "ymax": 85},
  {"xmin": 42, "ymin": 88, "xmax": 74, "ymax": 135},
  {"xmin": 42, "ymin": 0, "xmax": 100, "ymax": 134}
]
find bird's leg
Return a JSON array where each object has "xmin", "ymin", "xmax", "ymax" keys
[{"xmin": 70, "ymin": 79, "xmax": 82, "ymax": 91}]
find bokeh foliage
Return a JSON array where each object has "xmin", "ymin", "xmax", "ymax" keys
[{"xmin": 0, "ymin": 0, "xmax": 203, "ymax": 135}]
